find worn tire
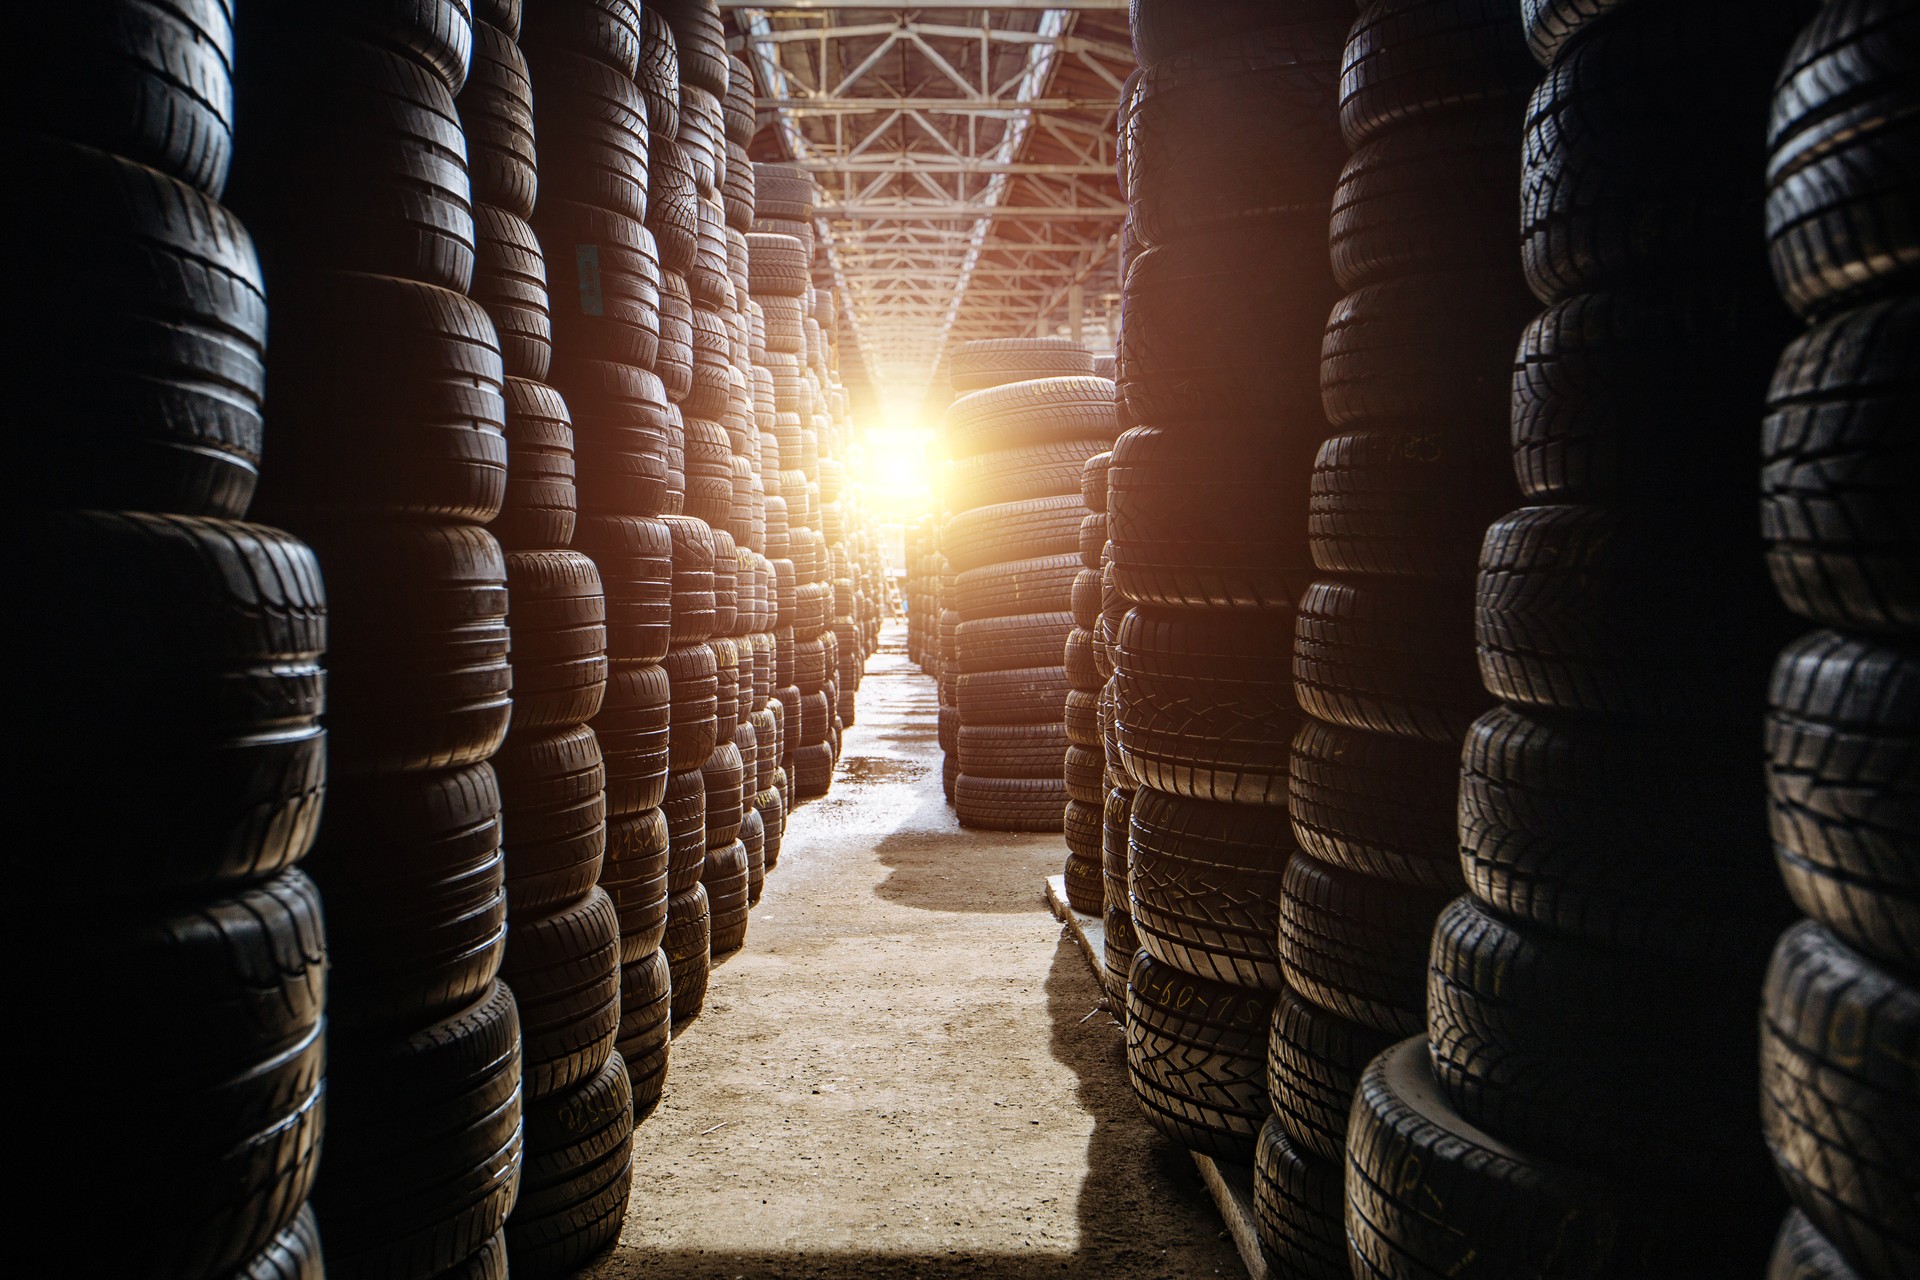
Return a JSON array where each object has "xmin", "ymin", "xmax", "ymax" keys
[
  {"xmin": 506, "ymin": 1049, "xmax": 634, "ymax": 1279},
  {"xmin": 1287, "ymin": 720, "xmax": 1463, "ymax": 894},
  {"xmin": 1127, "ymin": 787, "xmax": 1290, "ymax": 990},
  {"xmin": 1124, "ymin": 951, "xmax": 1273, "ymax": 1162}
]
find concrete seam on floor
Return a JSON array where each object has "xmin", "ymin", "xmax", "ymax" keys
[{"xmin": 1044, "ymin": 876, "xmax": 1267, "ymax": 1280}]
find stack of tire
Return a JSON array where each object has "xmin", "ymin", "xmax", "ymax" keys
[
  {"xmin": 1344, "ymin": 2, "xmax": 1812, "ymax": 1274},
  {"xmin": 474, "ymin": 2, "xmax": 663, "ymax": 1269},
  {"xmin": 224, "ymin": 2, "xmax": 532, "ymax": 1273},
  {"xmin": 1111, "ymin": 1, "xmax": 1349, "ymax": 1167},
  {"xmin": 18, "ymin": 8, "xmax": 329, "ymax": 1272},
  {"xmin": 942, "ymin": 340, "xmax": 1112, "ymax": 832},
  {"xmin": 1254, "ymin": 2, "xmax": 1541, "ymax": 1272},
  {"xmin": 908, "ymin": 520, "xmax": 938, "ymax": 668},
  {"xmin": 937, "ymin": 552, "xmax": 962, "ymax": 800},
  {"xmin": 1756, "ymin": 5, "xmax": 1918, "ymax": 1277}
]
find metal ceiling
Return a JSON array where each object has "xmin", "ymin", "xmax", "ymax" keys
[{"xmin": 723, "ymin": 3, "xmax": 1133, "ymax": 414}]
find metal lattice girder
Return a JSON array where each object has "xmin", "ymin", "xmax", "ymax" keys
[{"xmin": 730, "ymin": 6, "xmax": 1131, "ymax": 408}]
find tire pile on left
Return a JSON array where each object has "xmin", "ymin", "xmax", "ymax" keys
[{"xmin": 18, "ymin": 6, "xmax": 329, "ymax": 1273}]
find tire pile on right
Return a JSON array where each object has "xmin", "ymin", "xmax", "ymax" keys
[
  {"xmin": 1756, "ymin": 5, "xmax": 1918, "ymax": 1278},
  {"xmin": 940, "ymin": 340, "xmax": 1110, "ymax": 831}
]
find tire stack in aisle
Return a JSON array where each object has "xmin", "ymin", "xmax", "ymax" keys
[
  {"xmin": 1344, "ymin": 2, "xmax": 1812, "ymax": 1273},
  {"xmin": 18, "ymin": 8, "xmax": 329, "ymax": 1271},
  {"xmin": 224, "ymin": 3, "xmax": 531, "ymax": 1274},
  {"xmin": 938, "ymin": 551, "xmax": 962, "ymax": 801},
  {"xmin": 1111, "ymin": 0, "xmax": 1349, "ymax": 1170},
  {"xmin": 1254, "ymin": 2, "xmax": 1538, "ymax": 1271},
  {"xmin": 908, "ymin": 519, "xmax": 937, "ymax": 669},
  {"xmin": 1757, "ymin": 6, "xmax": 1918, "ymax": 1278},
  {"xmin": 942, "ymin": 340, "xmax": 1108, "ymax": 832}
]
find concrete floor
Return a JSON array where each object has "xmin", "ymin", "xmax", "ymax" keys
[{"xmin": 584, "ymin": 621, "xmax": 1244, "ymax": 1279}]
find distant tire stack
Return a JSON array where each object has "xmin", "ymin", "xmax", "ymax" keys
[
  {"xmin": 17, "ymin": 7, "xmax": 328, "ymax": 1269},
  {"xmin": 1063, "ymin": 451, "xmax": 1114, "ymax": 915},
  {"xmin": 907, "ymin": 520, "xmax": 936, "ymax": 668},
  {"xmin": 222, "ymin": 2, "xmax": 536, "ymax": 1274},
  {"xmin": 941, "ymin": 341, "xmax": 1110, "ymax": 832},
  {"xmin": 1112, "ymin": 0, "xmax": 1350, "ymax": 1166},
  {"xmin": 1253, "ymin": 2, "xmax": 1538, "ymax": 1270},
  {"xmin": 1345, "ymin": 3, "xmax": 1813, "ymax": 1274},
  {"xmin": 1757, "ymin": 6, "xmax": 1919, "ymax": 1278}
]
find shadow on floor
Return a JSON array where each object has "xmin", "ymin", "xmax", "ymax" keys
[{"xmin": 868, "ymin": 793, "xmax": 1064, "ymax": 915}]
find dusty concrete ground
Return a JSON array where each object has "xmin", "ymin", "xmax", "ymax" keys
[{"xmin": 584, "ymin": 622, "xmax": 1244, "ymax": 1279}]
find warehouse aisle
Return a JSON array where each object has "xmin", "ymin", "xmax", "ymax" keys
[{"xmin": 583, "ymin": 621, "xmax": 1242, "ymax": 1279}]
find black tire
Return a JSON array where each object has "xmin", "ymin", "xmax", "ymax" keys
[
  {"xmin": 1124, "ymin": 950, "xmax": 1273, "ymax": 1162},
  {"xmin": 1310, "ymin": 429, "xmax": 1514, "ymax": 582},
  {"xmin": 520, "ymin": 0, "xmax": 643, "ymax": 79},
  {"xmin": 943, "ymin": 378, "xmax": 1117, "ymax": 460},
  {"xmin": 1127, "ymin": 0, "xmax": 1351, "ymax": 67},
  {"xmin": 1429, "ymin": 896, "xmax": 1781, "ymax": 1199},
  {"xmin": 1330, "ymin": 110, "xmax": 1525, "ymax": 292},
  {"xmin": 305, "ymin": 766, "xmax": 508, "ymax": 1033},
  {"xmin": 536, "ymin": 201, "xmax": 663, "ymax": 371},
  {"xmin": 22, "ymin": 872, "xmax": 326, "ymax": 1279},
  {"xmin": 1124, "ymin": 20, "xmax": 1347, "ymax": 249},
  {"xmin": 1337, "ymin": 0, "xmax": 1536, "ymax": 148},
  {"xmin": 1119, "ymin": 222, "xmax": 1336, "ymax": 427},
  {"xmin": 1769, "ymin": 630, "xmax": 1920, "ymax": 974},
  {"xmin": 1347, "ymin": 1038, "xmax": 1664, "ymax": 1280},
  {"xmin": 957, "ymin": 666, "xmax": 1069, "ymax": 726},
  {"xmin": 16, "ymin": 137, "xmax": 266, "ymax": 518},
  {"xmin": 1287, "ymin": 720, "xmax": 1463, "ymax": 894},
  {"xmin": 956, "ymin": 722, "xmax": 1068, "ymax": 781},
  {"xmin": 655, "ymin": 0, "xmax": 729, "ymax": 97},
  {"xmin": 746, "ymin": 232, "xmax": 811, "ymax": 297},
  {"xmin": 726, "ymin": 54, "xmax": 757, "ymax": 143},
  {"xmin": 1518, "ymin": 0, "xmax": 1621, "ymax": 68},
  {"xmin": 1267, "ymin": 984, "xmax": 1396, "ymax": 1163},
  {"xmin": 795, "ymin": 740, "xmax": 835, "ymax": 799},
  {"xmin": 507, "ymin": 1050, "xmax": 634, "ymax": 1279},
  {"xmin": 957, "ymin": 612, "xmax": 1076, "ymax": 675},
  {"xmin": 663, "ymin": 641, "xmax": 721, "ymax": 773},
  {"xmin": 571, "ymin": 512, "xmax": 674, "ymax": 663},
  {"xmin": 524, "ymin": 47, "xmax": 649, "ymax": 221},
  {"xmin": 228, "ymin": 31, "xmax": 475, "ymax": 292},
  {"xmin": 235, "ymin": 1205, "xmax": 325, "ymax": 1280},
  {"xmin": 948, "ymin": 338, "xmax": 1095, "ymax": 393},
  {"xmin": 704, "ymin": 837, "xmax": 750, "ymax": 954},
  {"xmin": 471, "ymin": 206, "xmax": 552, "ymax": 383},
  {"xmin": 460, "ymin": 22, "xmax": 538, "ymax": 220},
  {"xmin": 339, "ymin": 0, "xmax": 476, "ymax": 95},
  {"xmin": 1511, "ymin": 283, "xmax": 1798, "ymax": 505},
  {"xmin": 1763, "ymin": 297, "xmax": 1920, "ymax": 633},
  {"xmin": 1461, "ymin": 702, "xmax": 1792, "ymax": 961},
  {"xmin": 1071, "ymin": 569, "xmax": 1103, "ymax": 631},
  {"xmin": 252, "ymin": 271, "xmax": 508, "ymax": 524},
  {"xmin": 494, "ymin": 725, "xmax": 608, "ymax": 918},
  {"xmin": 1278, "ymin": 854, "xmax": 1447, "ymax": 1038},
  {"xmin": 1770, "ymin": 1210, "xmax": 1869, "ymax": 1280},
  {"xmin": 701, "ymin": 740, "xmax": 747, "ymax": 847},
  {"xmin": 590, "ymin": 660, "xmax": 673, "ymax": 819},
  {"xmin": 741, "ymin": 805, "xmax": 767, "ymax": 906},
  {"xmin": 954, "ymin": 775, "xmax": 1067, "ymax": 831},
  {"xmin": 647, "ymin": 136, "xmax": 700, "ymax": 275},
  {"xmin": 603, "ymin": 808, "xmax": 670, "ymax": 961},
  {"xmin": 953, "ymin": 554, "xmax": 1081, "ymax": 622},
  {"xmin": 504, "ymin": 550, "xmax": 609, "ymax": 729},
  {"xmin": 297, "ymin": 520, "xmax": 512, "ymax": 774},
  {"xmin": 618, "ymin": 946, "xmax": 673, "ymax": 1120},
  {"xmin": 1251, "ymin": 1119, "xmax": 1349, "ymax": 1280},
  {"xmin": 1518, "ymin": 0, "xmax": 1810, "ymax": 302},
  {"xmin": 942, "ymin": 495, "xmax": 1085, "ymax": 574},
  {"xmin": 13, "ymin": 512, "xmax": 325, "ymax": 894},
  {"xmin": 1761, "ymin": 921, "xmax": 1920, "ymax": 1280},
  {"xmin": 1320, "ymin": 270, "xmax": 1538, "ymax": 435},
  {"xmin": 665, "ymin": 882, "xmax": 713, "ymax": 1024},
  {"xmin": 636, "ymin": 5, "xmax": 681, "ymax": 138},
  {"xmin": 663, "ymin": 767, "xmax": 708, "ymax": 893},
  {"xmin": 502, "ymin": 886, "xmax": 621, "ymax": 1102},
  {"xmin": 1475, "ymin": 504, "xmax": 1795, "ymax": 722},
  {"xmin": 313, "ymin": 982, "xmax": 523, "ymax": 1279},
  {"xmin": 18, "ymin": 1, "xmax": 237, "ymax": 195},
  {"xmin": 1127, "ymin": 786, "xmax": 1290, "ymax": 989},
  {"xmin": 1081, "ymin": 450, "xmax": 1112, "ymax": 513},
  {"xmin": 1294, "ymin": 577, "xmax": 1487, "ymax": 745},
  {"xmin": 1107, "ymin": 424, "xmax": 1317, "ymax": 613},
  {"xmin": 1112, "ymin": 607, "xmax": 1299, "ymax": 807},
  {"xmin": 1766, "ymin": 0, "xmax": 1920, "ymax": 320}
]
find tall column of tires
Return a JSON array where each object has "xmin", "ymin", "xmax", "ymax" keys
[
  {"xmin": 18, "ymin": 6, "xmax": 329, "ymax": 1273},
  {"xmin": 939, "ymin": 551, "xmax": 962, "ymax": 800},
  {"xmin": 1757, "ymin": 5, "xmax": 1918, "ymax": 1278},
  {"xmin": 1110, "ymin": 1, "xmax": 1348, "ymax": 1168},
  {"xmin": 470, "ymin": 2, "xmax": 648, "ymax": 1271},
  {"xmin": 1344, "ymin": 2, "xmax": 1813, "ymax": 1274},
  {"xmin": 907, "ymin": 520, "xmax": 936, "ymax": 668},
  {"xmin": 224, "ymin": 3, "xmax": 530, "ymax": 1275},
  {"xmin": 1257, "ymin": 3, "xmax": 1538, "ymax": 1273},
  {"xmin": 942, "ymin": 339, "xmax": 1107, "ymax": 832}
]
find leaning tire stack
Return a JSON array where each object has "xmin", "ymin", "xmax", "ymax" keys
[
  {"xmin": 1065, "ymin": 452, "xmax": 1116, "ymax": 918},
  {"xmin": 1255, "ymin": 2, "xmax": 1538, "ymax": 1270},
  {"xmin": 941, "ymin": 343, "xmax": 1110, "ymax": 832},
  {"xmin": 224, "ymin": 2, "xmax": 538, "ymax": 1273},
  {"xmin": 1112, "ymin": 0, "xmax": 1350, "ymax": 1167},
  {"xmin": 1345, "ymin": 2, "xmax": 1813, "ymax": 1274},
  {"xmin": 1757, "ymin": 6, "xmax": 1919, "ymax": 1278},
  {"xmin": 17, "ymin": 7, "xmax": 329, "ymax": 1270}
]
